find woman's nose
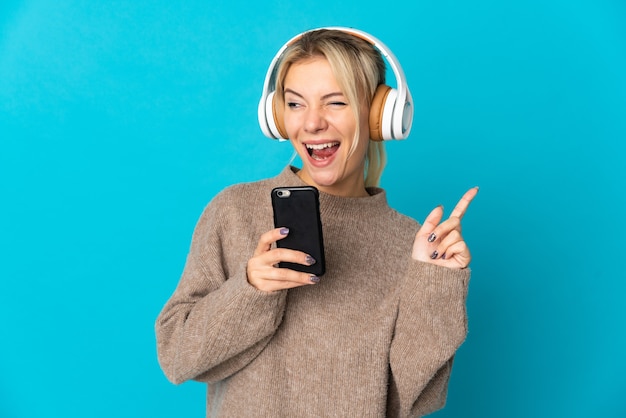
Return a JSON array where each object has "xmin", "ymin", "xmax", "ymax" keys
[{"xmin": 303, "ymin": 107, "xmax": 328, "ymax": 133}]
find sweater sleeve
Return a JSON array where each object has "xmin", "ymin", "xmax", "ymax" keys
[
  {"xmin": 388, "ymin": 260, "xmax": 470, "ymax": 417},
  {"xmin": 155, "ymin": 193, "xmax": 287, "ymax": 384}
]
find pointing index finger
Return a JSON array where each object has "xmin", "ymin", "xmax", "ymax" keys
[{"xmin": 449, "ymin": 187, "xmax": 479, "ymax": 219}]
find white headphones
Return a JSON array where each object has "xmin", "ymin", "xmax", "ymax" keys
[{"xmin": 257, "ymin": 26, "xmax": 413, "ymax": 141}]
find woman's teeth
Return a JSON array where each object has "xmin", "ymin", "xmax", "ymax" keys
[{"xmin": 305, "ymin": 142, "xmax": 339, "ymax": 151}]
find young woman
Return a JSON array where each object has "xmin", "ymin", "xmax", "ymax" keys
[{"xmin": 156, "ymin": 28, "xmax": 478, "ymax": 417}]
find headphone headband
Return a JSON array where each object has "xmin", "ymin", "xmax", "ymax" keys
[{"xmin": 258, "ymin": 27, "xmax": 413, "ymax": 141}]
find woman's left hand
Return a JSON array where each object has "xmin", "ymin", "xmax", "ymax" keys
[{"xmin": 411, "ymin": 187, "xmax": 479, "ymax": 269}]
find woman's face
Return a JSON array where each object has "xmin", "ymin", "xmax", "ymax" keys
[{"xmin": 283, "ymin": 57, "xmax": 370, "ymax": 197}]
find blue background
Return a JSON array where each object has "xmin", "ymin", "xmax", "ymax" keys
[{"xmin": 1, "ymin": 0, "xmax": 625, "ymax": 417}]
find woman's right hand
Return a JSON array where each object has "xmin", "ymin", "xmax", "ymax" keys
[{"xmin": 246, "ymin": 227, "xmax": 320, "ymax": 292}]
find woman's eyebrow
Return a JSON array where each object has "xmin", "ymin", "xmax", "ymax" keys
[
  {"xmin": 322, "ymin": 92, "xmax": 346, "ymax": 100},
  {"xmin": 283, "ymin": 88, "xmax": 303, "ymax": 98},
  {"xmin": 284, "ymin": 88, "xmax": 345, "ymax": 101}
]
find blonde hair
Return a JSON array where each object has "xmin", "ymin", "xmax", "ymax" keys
[{"xmin": 275, "ymin": 29, "xmax": 387, "ymax": 187}]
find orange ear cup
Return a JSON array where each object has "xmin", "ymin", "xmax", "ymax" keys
[
  {"xmin": 271, "ymin": 94, "xmax": 289, "ymax": 139},
  {"xmin": 368, "ymin": 84, "xmax": 392, "ymax": 142}
]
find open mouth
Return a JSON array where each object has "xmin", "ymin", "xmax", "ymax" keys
[{"xmin": 305, "ymin": 142, "xmax": 340, "ymax": 161}]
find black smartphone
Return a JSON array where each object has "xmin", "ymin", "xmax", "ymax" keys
[{"xmin": 271, "ymin": 186, "xmax": 326, "ymax": 276}]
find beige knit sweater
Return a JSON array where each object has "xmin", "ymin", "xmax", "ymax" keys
[{"xmin": 155, "ymin": 166, "xmax": 470, "ymax": 417}]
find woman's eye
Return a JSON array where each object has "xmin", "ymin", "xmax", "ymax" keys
[
  {"xmin": 287, "ymin": 102, "xmax": 301, "ymax": 109},
  {"xmin": 329, "ymin": 101, "xmax": 347, "ymax": 107}
]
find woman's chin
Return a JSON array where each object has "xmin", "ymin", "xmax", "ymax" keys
[{"xmin": 299, "ymin": 167, "xmax": 339, "ymax": 189}]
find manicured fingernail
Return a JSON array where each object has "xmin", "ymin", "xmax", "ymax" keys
[
  {"xmin": 280, "ymin": 227, "xmax": 289, "ymax": 235},
  {"xmin": 305, "ymin": 255, "xmax": 316, "ymax": 265},
  {"xmin": 430, "ymin": 250, "xmax": 439, "ymax": 259},
  {"xmin": 428, "ymin": 233, "xmax": 437, "ymax": 243},
  {"xmin": 442, "ymin": 253, "xmax": 447, "ymax": 260},
  {"xmin": 310, "ymin": 275, "xmax": 320, "ymax": 283}
]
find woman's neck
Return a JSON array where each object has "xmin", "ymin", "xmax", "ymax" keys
[{"xmin": 296, "ymin": 169, "xmax": 369, "ymax": 197}]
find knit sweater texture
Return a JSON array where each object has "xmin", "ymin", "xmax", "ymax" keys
[{"xmin": 155, "ymin": 166, "xmax": 470, "ymax": 417}]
